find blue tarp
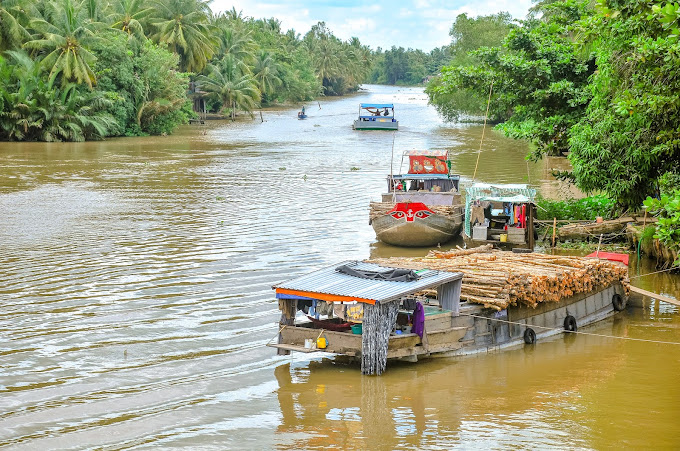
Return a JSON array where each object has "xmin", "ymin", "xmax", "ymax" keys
[{"xmin": 360, "ymin": 103, "xmax": 394, "ymax": 108}]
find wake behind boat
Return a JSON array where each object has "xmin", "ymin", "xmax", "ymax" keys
[{"xmin": 370, "ymin": 150, "xmax": 464, "ymax": 247}]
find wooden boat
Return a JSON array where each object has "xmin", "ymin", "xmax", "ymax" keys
[
  {"xmin": 270, "ymin": 251, "xmax": 630, "ymax": 375},
  {"xmin": 462, "ymin": 183, "xmax": 537, "ymax": 250},
  {"xmin": 353, "ymin": 103, "xmax": 398, "ymax": 130},
  {"xmin": 370, "ymin": 150, "xmax": 463, "ymax": 247}
]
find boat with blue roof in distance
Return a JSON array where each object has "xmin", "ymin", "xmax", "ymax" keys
[
  {"xmin": 353, "ymin": 103, "xmax": 398, "ymax": 130},
  {"xmin": 369, "ymin": 150, "xmax": 464, "ymax": 247}
]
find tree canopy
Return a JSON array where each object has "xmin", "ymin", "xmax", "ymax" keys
[
  {"xmin": 0, "ymin": 0, "xmax": 377, "ymax": 141},
  {"xmin": 427, "ymin": 0, "xmax": 680, "ymax": 210}
]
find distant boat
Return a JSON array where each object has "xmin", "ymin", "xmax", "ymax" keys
[
  {"xmin": 353, "ymin": 103, "xmax": 398, "ymax": 130},
  {"xmin": 370, "ymin": 150, "xmax": 463, "ymax": 247},
  {"xmin": 297, "ymin": 112, "xmax": 307, "ymax": 120}
]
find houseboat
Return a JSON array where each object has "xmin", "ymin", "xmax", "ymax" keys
[
  {"xmin": 270, "ymin": 250, "xmax": 630, "ymax": 375},
  {"xmin": 353, "ymin": 103, "xmax": 398, "ymax": 130},
  {"xmin": 369, "ymin": 150, "xmax": 464, "ymax": 247},
  {"xmin": 463, "ymin": 183, "xmax": 537, "ymax": 250}
]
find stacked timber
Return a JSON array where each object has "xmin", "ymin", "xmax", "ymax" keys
[
  {"xmin": 370, "ymin": 247, "xmax": 630, "ymax": 311},
  {"xmin": 369, "ymin": 202, "xmax": 461, "ymax": 221}
]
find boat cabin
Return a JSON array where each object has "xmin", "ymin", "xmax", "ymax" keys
[
  {"xmin": 271, "ymin": 261, "xmax": 464, "ymax": 375},
  {"xmin": 464, "ymin": 183, "xmax": 537, "ymax": 250},
  {"xmin": 384, "ymin": 150, "xmax": 461, "ymax": 206},
  {"xmin": 353, "ymin": 103, "xmax": 398, "ymax": 130}
]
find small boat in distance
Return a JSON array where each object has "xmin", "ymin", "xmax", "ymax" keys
[
  {"xmin": 298, "ymin": 106, "xmax": 307, "ymax": 119},
  {"xmin": 370, "ymin": 150, "xmax": 464, "ymax": 247},
  {"xmin": 353, "ymin": 103, "xmax": 398, "ymax": 130}
]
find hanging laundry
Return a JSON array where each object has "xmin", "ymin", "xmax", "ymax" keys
[
  {"xmin": 316, "ymin": 301, "xmax": 333, "ymax": 317},
  {"xmin": 346, "ymin": 303, "xmax": 364, "ymax": 323},
  {"xmin": 412, "ymin": 302, "xmax": 425, "ymax": 338},
  {"xmin": 333, "ymin": 302, "xmax": 346, "ymax": 320},
  {"xmin": 308, "ymin": 300, "xmax": 319, "ymax": 319}
]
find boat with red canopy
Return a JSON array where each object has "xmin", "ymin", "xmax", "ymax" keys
[{"xmin": 369, "ymin": 149, "xmax": 464, "ymax": 247}]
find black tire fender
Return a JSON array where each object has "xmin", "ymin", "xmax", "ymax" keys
[
  {"xmin": 564, "ymin": 315, "xmax": 577, "ymax": 332},
  {"xmin": 612, "ymin": 293, "xmax": 626, "ymax": 311},
  {"xmin": 523, "ymin": 328, "xmax": 536, "ymax": 344}
]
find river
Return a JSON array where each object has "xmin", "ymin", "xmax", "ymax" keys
[{"xmin": 1, "ymin": 85, "xmax": 679, "ymax": 449}]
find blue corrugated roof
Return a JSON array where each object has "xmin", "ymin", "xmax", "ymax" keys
[
  {"xmin": 360, "ymin": 103, "xmax": 394, "ymax": 108},
  {"xmin": 273, "ymin": 261, "xmax": 463, "ymax": 304}
]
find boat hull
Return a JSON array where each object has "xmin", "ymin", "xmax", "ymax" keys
[
  {"xmin": 353, "ymin": 119, "xmax": 398, "ymax": 130},
  {"xmin": 274, "ymin": 283, "xmax": 628, "ymax": 363},
  {"xmin": 371, "ymin": 202, "xmax": 462, "ymax": 247}
]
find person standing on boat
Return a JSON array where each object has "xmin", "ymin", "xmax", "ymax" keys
[{"xmin": 301, "ymin": 105, "xmax": 305, "ymax": 115}]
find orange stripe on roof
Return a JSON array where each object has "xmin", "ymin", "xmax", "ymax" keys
[{"xmin": 275, "ymin": 288, "xmax": 377, "ymax": 305}]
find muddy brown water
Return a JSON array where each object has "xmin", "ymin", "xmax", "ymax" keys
[{"xmin": 1, "ymin": 85, "xmax": 679, "ymax": 449}]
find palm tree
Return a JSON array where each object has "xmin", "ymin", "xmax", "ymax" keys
[
  {"xmin": 197, "ymin": 55, "xmax": 261, "ymax": 120},
  {"xmin": 0, "ymin": 50, "xmax": 117, "ymax": 141},
  {"xmin": 150, "ymin": 0, "xmax": 215, "ymax": 73},
  {"xmin": 216, "ymin": 27, "xmax": 257, "ymax": 65},
  {"xmin": 107, "ymin": 0, "xmax": 155, "ymax": 39},
  {"xmin": 24, "ymin": 0, "xmax": 102, "ymax": 88},
  {"xmin": 0, "ymin": 0, "xmax": 30, "ymax": 52},
  {"xmin": 311, "ymin": 38, "xmax": 341, "ymax": 93},
  {"xmin": 253, "ymin": 51, "xmax": 281, "ymax": 101}
]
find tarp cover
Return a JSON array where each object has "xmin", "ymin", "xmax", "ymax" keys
[{"xmin": 335, "ymin": 264, "xmax": 419, "ymax": 282}]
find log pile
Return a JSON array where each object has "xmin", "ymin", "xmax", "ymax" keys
[
  {"xmin": 370, "ymin": 247, "xmax": 630, "ymax": 311},
  {"xmin": 369, "ymin": 202, "xmax": 462, "ymax": 221}
]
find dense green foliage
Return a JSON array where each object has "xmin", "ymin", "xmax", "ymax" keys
[
  {"xmin": 0, "ymin": 0, "xmax": 373, "ymax": 141},
  {"xmin": 426, "ymin": 13, "xmax": 515, "ymax": 121},
  {"xmin": 429, "ymin": 3, "xmax": 593, "ymax": 157},
  {"xmin": 536, "ymin": 194, "xmax": 615, "ymax": 220},
  {"xmin": 644, "ymin": 194, "xmax": 680, "ymax": 265},
  {"xmin": 429, "ymin": 0, "xmax": 680, "ymax": 213},
  {"xmin": 368, "ymin": 44, "xmax": 451, "ymax": 86},
  {"xmin": 567, "ymin": 0, "xmax": 680, "ymax": 210},
  {"xmin": 0, "ymin": 51, "xmax": 117, "ymax": 141}
]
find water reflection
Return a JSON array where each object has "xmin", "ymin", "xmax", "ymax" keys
[{"xmin": 274, "ymin": 317, "xmax": 643, "ymax": 449}]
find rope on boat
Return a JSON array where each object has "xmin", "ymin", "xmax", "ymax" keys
[
  {"xmin": 268, "ymin": 324, "xmax": 288, "ymax": 346},
  {"xmin": 472, "ymin": 81, "xmax": 494, "ymax": 181},
  {"xmin": 630, "ymin": 266, "xmax": 680, "ymax": 279},
  {"xmin": 466, "ymin": 314, "xmax": 680, "ymax": 346}
]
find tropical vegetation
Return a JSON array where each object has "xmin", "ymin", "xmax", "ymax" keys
[
  {"xmin": 427, "ymin": 0, "xmax": 680, "ymax": 213},
  {"xmin": 536, "ymin": 195, "xmax": 615, "ymax": 221},
  {"xmin": 0, "ymin": 0, "xmax": 375, "ymax": 141}
]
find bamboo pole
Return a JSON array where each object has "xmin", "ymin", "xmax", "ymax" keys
[{"xmin": 552, "ymin": 217, "xmax": 557, "ymax": 247}]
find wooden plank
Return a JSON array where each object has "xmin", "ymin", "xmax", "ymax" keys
[
  {"xmin": 267, "ymin": 343, "xmax": 320, "ymax": 353},
  {"xmin": 629, "ymin": 286, "xmax": 680, "ymax": 307}
]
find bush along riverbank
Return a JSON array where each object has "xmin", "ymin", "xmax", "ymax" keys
[
  {"xmin": 534, "ymin": 195, "xmax": 655, "ymax": 252},
  {"xmin": 626, "ymin": 193, "xmax": 680, "ymax": 270}
]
